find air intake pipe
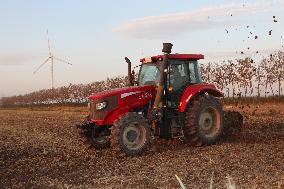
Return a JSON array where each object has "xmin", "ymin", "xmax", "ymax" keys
[{"xmin": 152, "ymin": 43, "xmax": 173, "ymax": 109}]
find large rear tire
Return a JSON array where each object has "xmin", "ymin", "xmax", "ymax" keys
[
  {"xmin": 184, "ymin": 95, "xmax": 224, "ymax": 146},
  {"xmin": 110, "ymin": 112, "xmax": 152, "ymax": 156}
]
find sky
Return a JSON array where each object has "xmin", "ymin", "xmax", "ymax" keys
[{"xmin": 0, "ymin": 0, "xmax": 284, "ymax": 96}]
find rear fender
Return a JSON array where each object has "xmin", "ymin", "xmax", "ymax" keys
[{"xmin": 178, "ymin": 84, "xmax": 223, "ymax": 112}]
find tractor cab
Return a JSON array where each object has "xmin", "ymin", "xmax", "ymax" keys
[
  {"xmin": 139, "ymin": 54, "xmax": 204, "ymax": 86},
  {"xmin": 139, "ymin": 54, "xmax": 204, "ymax": 107}
]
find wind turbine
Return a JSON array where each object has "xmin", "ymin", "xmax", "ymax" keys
[{"xmin": 33, "ymin": 29, "xmax": 72, "ymax": 89}]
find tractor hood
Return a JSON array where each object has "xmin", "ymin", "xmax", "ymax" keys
[{"xmin": 88, "ymin": 85, "xmax": 156, "ymax": 101}]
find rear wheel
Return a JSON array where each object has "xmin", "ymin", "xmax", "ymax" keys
[
  {"xmin": 184, "ymin": 95, "xmax": 224, "ymax": 146},
  {"xmin": 110, "ymin": 112, "xmax": 152, "ymax": 156}
]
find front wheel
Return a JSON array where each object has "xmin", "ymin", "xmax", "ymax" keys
[
  {"xmin": 184, "ymin": 95, "xmax": 224, "ymax": 146},
  {"xmin": 110, "ymin": 112, "xmax": 152, "ymax": 156},
  {"xmin": 89, "ymin": 126, "xmax": 111, "ymax": 149}
]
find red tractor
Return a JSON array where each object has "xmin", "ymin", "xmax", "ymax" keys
[{"xmin": 78, "ymin": 43, "xmax": 243, "ymax": 156}]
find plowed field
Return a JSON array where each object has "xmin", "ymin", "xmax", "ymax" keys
[{"xmin": 1, "ymin": 103, "xmax": 283, "ymax": 188}]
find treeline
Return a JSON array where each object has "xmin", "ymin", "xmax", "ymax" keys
[
  {"xmin": 1, "ymin": 51, "xmax": 284, "ymax": 107},
  {"xmin": 1, "ymin": 76, "xmax": 128, "ymax": 107},
  {"xmin": 200, "ymin": 51, "xmax": 284, "ymax": 98}
]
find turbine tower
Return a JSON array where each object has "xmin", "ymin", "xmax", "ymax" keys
[{"xmin": 33, "ymin": 29, "xmax": 72, "ymax": 89}]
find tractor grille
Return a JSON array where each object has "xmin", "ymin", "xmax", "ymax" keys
[{"xmin": 90, "ymin": 95, "xmax": 118, "ymax": 120}]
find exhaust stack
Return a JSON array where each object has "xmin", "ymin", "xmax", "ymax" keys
[{"xmin": 125, "ymin": 57, "xmax": 134, "ymax": 86}]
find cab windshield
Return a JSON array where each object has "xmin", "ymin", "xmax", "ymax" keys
[{"xmin": 138, "ymin": 63, "xmax": 161, "ymax": 86}]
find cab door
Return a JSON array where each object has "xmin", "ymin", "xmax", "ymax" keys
[{"xmin": 167, "ymin": 60, "xmax": 190, "ymax": 107}]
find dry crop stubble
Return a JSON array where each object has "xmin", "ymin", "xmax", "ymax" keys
[{"xmin": 0, "ymin": 104, "xmax": 284, "ymax": 188}]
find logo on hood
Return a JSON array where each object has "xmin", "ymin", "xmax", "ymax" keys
[{"xmin": 120, "ymin": 91, "xmax": 143, "ymax": 98}]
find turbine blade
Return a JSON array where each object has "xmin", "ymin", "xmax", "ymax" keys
[
  {"xmin": 53, "ymin": 57, "xmax": 72, "ymax": 65},
  {"xmin": 33, "ymin": 57, "xmax": 51, "ymax": 74},
  {"xmin": 46, "ymin": 29, "xmax": 52, "ymax": 57}
]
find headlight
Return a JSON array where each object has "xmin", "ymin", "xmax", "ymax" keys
[{"xmin": 95, "ymin": 101, "xmax": 107, "ymax": 110}]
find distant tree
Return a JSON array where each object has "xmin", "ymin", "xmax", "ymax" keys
[
  {"xmin": 270, "ymin": 51, "xmax": 284, "ymax": 96},
  {"xmin": 212, "ymin": 63, "xmax": 227, "ymax": 92},
  {"xmin": 200, "ymin": 62, "xmax": 213, "ymax": 83},
  {"xmin": 223, "ymin": 60, "xmax": 238, "ymax": 98},
  {"xmin": 260, "ymin": 55, "xmax": 277, "ymax": 96},
  {"xmin": 236, "ymin": 58, "xmax": 256, "ymax": 97},
  {"xmin": 255, "ymin": 65, "xmax": 266, "ymax": 98}
]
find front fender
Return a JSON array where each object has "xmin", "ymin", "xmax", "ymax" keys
[
  {"xmin": 91, "ymin": 89, "xmax": 155, "ymax": 125},
  {"xmin": 178, "ymin": 83, "xmax": 223, "ymax": 112}
]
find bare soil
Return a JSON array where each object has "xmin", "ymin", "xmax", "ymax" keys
[{"xmin": 0, "ymin": 103, "xmax": 284, "ymax": 189}]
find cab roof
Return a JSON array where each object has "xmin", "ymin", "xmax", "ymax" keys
[{"xmin": 140, "ymin": 54, "xmax": 204, "ymax": 63}]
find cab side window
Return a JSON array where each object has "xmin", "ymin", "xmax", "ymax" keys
[
  {"xmin": 188, "ymin": 63, "xmax": 197, "ymax": 83},
  {"xmin": 188, "ymin": 61, "xmax": 202, "ymax": 83},
  {"xmin": 169, "ymin": 61, "xmax": 189, "ymax": 91}
]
